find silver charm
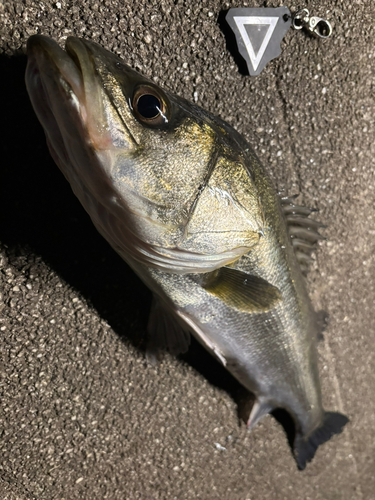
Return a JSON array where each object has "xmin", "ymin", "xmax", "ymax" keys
[{"xmin": 292, "ymin": 8, "xmax": 332, "ymax": 39}]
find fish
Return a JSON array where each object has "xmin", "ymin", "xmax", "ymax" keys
[{"xmin": 25, "ymin": 35, "xmax": 348, "ymax": 470}]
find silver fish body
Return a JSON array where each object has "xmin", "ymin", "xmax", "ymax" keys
[{"xmin": 25, "ymin": 35, "xmax": 348, "ymax": 469}]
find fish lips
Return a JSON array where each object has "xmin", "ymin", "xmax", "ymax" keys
[
  {"xmin": 27, "ymin": 35, "xmax": 84, "ymax": 101},
  {"xmin": 26, "ymin": 35, "xmax": 131, "ymax": 226},
  {"xmin": 26, "ymin": 35, "xmax": 113, "ymax": 151}
]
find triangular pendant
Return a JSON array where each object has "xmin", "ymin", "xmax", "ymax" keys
[{"xmin": 226, "ymin": 7, "xmax": 292, "ymax": 76}]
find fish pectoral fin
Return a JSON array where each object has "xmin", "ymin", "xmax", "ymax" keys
[
  {"xmin": 294, "ymin": 411, "xmax": 349, "ymax": 470},
  {"xmin": 202, "ymin": 267, "xmax": 282, "ymax": 314},
  {"xmin": 146, "ymin": 295, "xmax": 191, "ymax": 362}
]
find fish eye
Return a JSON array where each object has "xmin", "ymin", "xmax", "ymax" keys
[
  {"xmin": 137, "ymin": 94, "xmax": 161, "ymax": 119},
  {"xmin": 132, "ymin": 86, "xmax": 168, "ymax": 127}
]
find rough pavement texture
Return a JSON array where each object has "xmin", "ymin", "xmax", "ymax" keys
[{"xmin": 0, "ymin": 0, "xmax": 374, "ymax": 499}]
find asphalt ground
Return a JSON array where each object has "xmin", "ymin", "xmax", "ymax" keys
[{"xmin": 0, "ymin": 0, "xmax": 374, "ymax": 498}]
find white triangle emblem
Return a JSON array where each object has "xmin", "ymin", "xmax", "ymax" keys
[
  {"xmin": 233, "ymin": 16, "xmax": 279, "ymax": 72},
  {"xmin": 226, "ymin": 7, "xmax": 292, "ymax": 76}
]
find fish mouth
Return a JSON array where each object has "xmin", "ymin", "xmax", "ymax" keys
[
  {"xmin": 26, "ymin": 35, "xmax": 118, "ymax": 151},
  {"xmin": 26, "ymin": 35, "xmax": 84, "ymax": 122}
]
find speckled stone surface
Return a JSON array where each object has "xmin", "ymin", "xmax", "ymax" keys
[{"xmin": 0, "ymin": 1, "xmax": 374, "ymax": 498}]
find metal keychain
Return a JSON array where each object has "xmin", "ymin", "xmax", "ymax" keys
[
  {"xmin": 225, "ymin": 6, "xmax": 332, "ymax": 76},
  {"xmin": 291, "ymin": 8, "xmax": 332, "ymax": 39}
]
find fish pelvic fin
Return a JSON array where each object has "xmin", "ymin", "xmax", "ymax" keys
[
  {"xmin": 294, "ymin": 411, "xmax": 349, "ymax": 470},
  {"xmin": 146, "ymin": 295, "xmax": 191, "ymax": 362}
]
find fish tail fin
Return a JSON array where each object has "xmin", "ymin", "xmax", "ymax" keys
[{"xmin": 294, "ymin": 412, "xmax": 349, "ymax": 470}]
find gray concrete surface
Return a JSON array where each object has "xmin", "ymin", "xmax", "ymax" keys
[{"xmin": 0, "ymin": 0, "xmax": 374, "ymax": 498}]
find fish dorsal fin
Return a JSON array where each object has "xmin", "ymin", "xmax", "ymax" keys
[
  {"xmin": 202, "ymin": 267, "xmax": 281, "ymax": 314},
  {"xmin": 280, "ymin": 195, "xmax": 326, "ymax": 275}
]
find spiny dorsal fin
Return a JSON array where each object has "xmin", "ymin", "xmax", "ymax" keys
[
  {"xmin": 202, "ymin": 267, "xmax": 282, "ymax": 314},
  {"xmin": 280, "ymin": 195, "xmax": 326, "ymax": 275}
]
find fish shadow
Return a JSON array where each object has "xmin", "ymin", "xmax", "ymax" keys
[
  {"xmin": 180, "ymin": 337, "xmax": 255, "ymax": 424},
  {"xmin": 0, "ymin": 53, "xmax": 295, "ymax": 452},
  {"xmin": 0, "ymin": 53, "xmax": 151, "ymax": 348},
  {"xmin": 181, "ymin": 338, "xmax": 296, "ymax": 450}
]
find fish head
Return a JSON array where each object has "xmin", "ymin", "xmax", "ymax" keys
[{"xmin": 26, "ymin": 36, "xmax": 265, "ymax": 272}]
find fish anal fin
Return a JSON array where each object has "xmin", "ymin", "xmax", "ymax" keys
[
  {"xmin": 202, "ymin": 267, "xmax": 282, "ymax": 314},
  {"xmin": 146, "ymin": 295, "xmax": 190, "ymax": 362},
  {"xmin": 294, "ymin": 412, "xmax": 349, "ymax": 470},
  {"xmin": 247, "ymin": 399, "xmax": 274, "ymax": 430}
]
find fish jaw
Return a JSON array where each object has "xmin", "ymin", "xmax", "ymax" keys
[
  {"xmin": 25, "ymin": 35, "xmax": 153, "ymax": 269},
  {"xmin": 25, "ymin": 36, "xmax": 134, "ymax": 189}
]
